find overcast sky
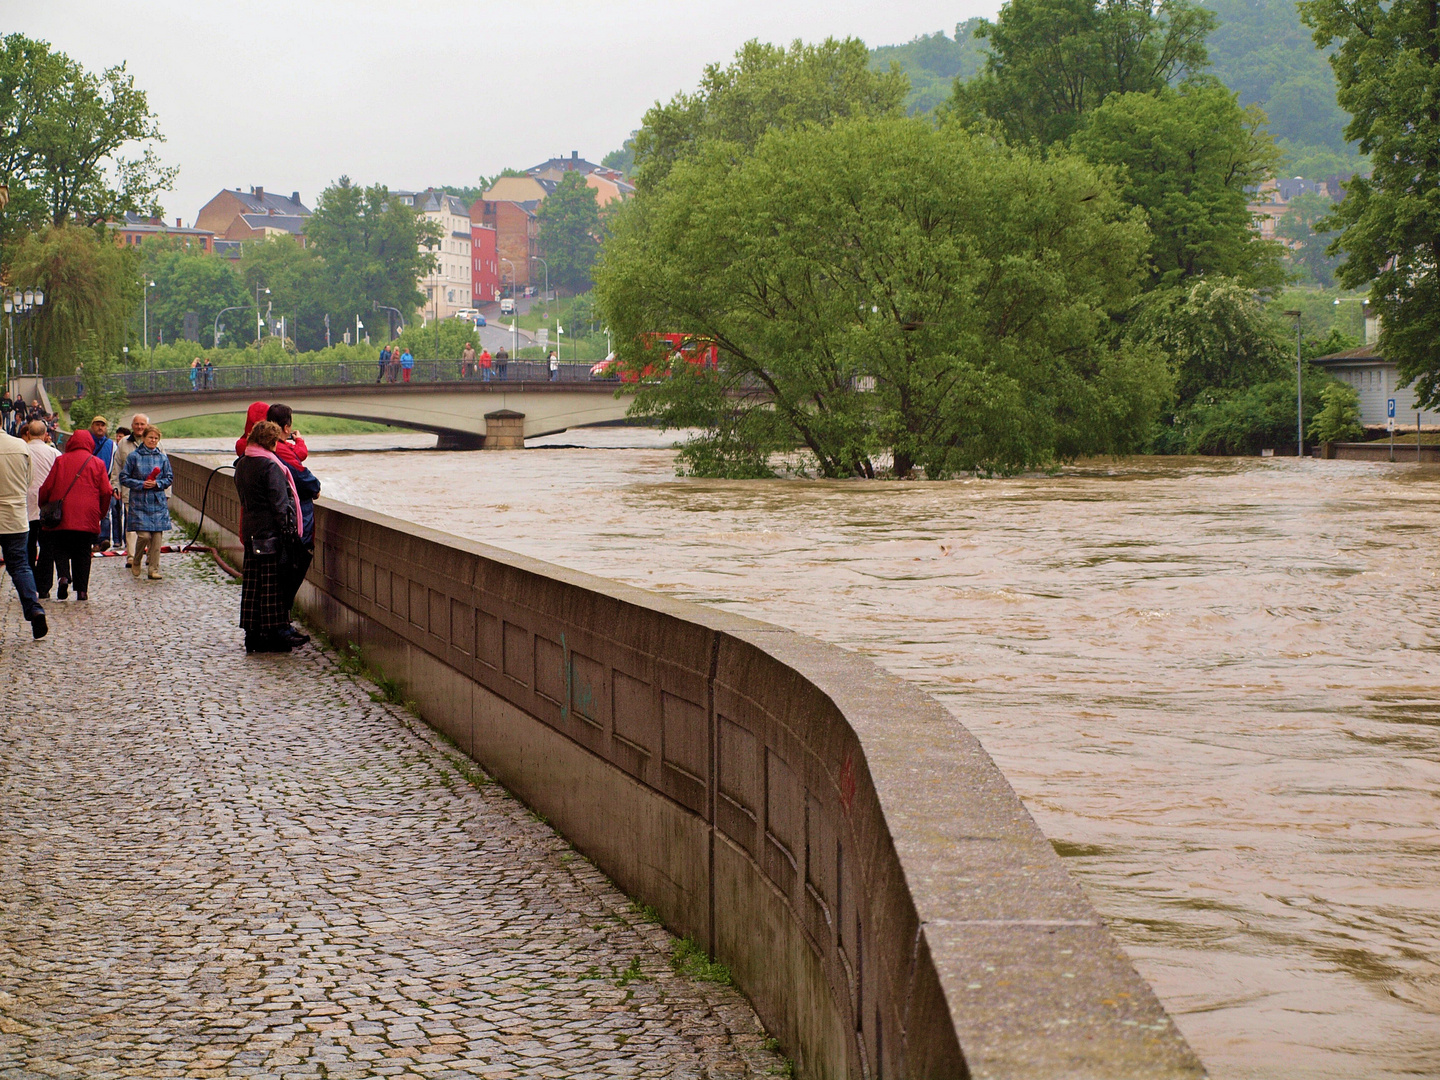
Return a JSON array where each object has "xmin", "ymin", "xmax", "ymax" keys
[{"xmin": 16, "ymin": 0, "xmax": 998, "ymax": 225}]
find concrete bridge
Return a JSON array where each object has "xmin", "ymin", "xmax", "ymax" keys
[{"xmin": 128, "ymin": 380, "xmax": 631, "ymax": 449}]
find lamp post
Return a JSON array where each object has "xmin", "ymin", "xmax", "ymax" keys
[
  {"xmin": 9, "ymin": 289, "xmax": 45, "ymax": 376},
  {"xmin": 499, "ymin": 258, "xmax": 518, "ymax": 357},
  {"xmin": 372, "ymin": 301, "xmax": 405, "ymax": 341},
  {"xmin": 143, "ymin": 280, "xmax": 155, "ymax": 352},
  {"xmin": 214, "ymin": 305, "xmax": 247, "ymax": 348},
  {"xmin": 1298, "ymin": 316, "xmax": 1304, "ymax": 456},
  {"xmin": 255, "ymin": 284, "xmax": 270, "ymax": 342}
]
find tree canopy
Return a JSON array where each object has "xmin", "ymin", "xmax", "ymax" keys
[
  {"xmin": 536, "ymin": 171, "xmax": 602, "ymax": 294},
  {"xmin": 597, "ymin": 116, "xmax": 1168, "ymax": 478},
  {"xmin": 139, "ymin": 237, "xmax": 251, "ymax": 350},
  {"xmin": 1070, "ymin": 79, "xmax": 1284, "ymax": 288},
  {"xmin": 1301, "ymin": 0, "xmax": 1440, "ymax": 406},
  {"xmin": 0, "ymin": 33, "xmax": 174, "ymax": 255},
  {"xmin": 949, "ymin": 0, "xmax": 1216, "ymax": 144},
  {"xmin": 630, "ymin": 37, "xmax": 908, "ymax": 192}
]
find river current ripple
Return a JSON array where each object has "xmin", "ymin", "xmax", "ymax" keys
[{"xmin": 184, "ymin": 432, "xmax": 1440, "ymax": 1079}]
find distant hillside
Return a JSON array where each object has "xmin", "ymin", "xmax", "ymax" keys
[
  {"xmin": 869, "ymin": 0, "xmax": 1363, "ymax": 177},
  {"xmin": 868, "ymin": 19, "xmax": 986, "ymax": 115}
]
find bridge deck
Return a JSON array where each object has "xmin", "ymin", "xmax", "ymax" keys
[{"xmin": 0, "ymin": 553, "xmax": 780, "ymax": 1077}]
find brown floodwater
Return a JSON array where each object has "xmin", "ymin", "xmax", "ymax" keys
[{"xmin": 182, "ymin": 432, "xmax": 1440, "ymax": 1079}]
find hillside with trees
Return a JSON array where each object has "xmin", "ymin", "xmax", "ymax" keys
[{"xmin": 870, "ymin": 0, "xmax": 1364, "ymax": 177}]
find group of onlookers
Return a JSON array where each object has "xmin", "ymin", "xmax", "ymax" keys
[
  {"xmin": 1, "ymin": 397, "xmax": 321, "ymax": 658},
  {"xmin": 374, "ymin": 346, "xmax": 416, "ymax": 384},
  {"xmin": 0, "ymin": 410, "xmax": 175, "ymax": 643},
  {"xmin": 188, "ymin": 358, "xmax": 218, "ymax": 390},
  {"xmin": 233, "ymin": 401, "xmax": 320, "ymax": 653},
  {"xmin": 0, "ymin": 393, "xmax": 58, "ymax": 438}
]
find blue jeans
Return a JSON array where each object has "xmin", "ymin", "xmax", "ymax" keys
[
  {"xmin": 0, "ymin": 531, "xmax": 42, "ymax": 620},
  {"xmin": 97, "ymin": 498, "xmax": 123, "ymax": 546}
]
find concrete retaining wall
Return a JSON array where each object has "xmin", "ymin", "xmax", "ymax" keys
[
  {"xmin": 1318, "ymin": 440, "xmax": 1440, "ymax": 462},
  {"xmin": 170, "ymin": 453, "xmax": 1204, "ymax": 1080}
]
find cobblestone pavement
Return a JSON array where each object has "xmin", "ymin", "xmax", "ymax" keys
[{"xmin": 0, "ymin": 551, "xmax": 783, "ymax": 1079}]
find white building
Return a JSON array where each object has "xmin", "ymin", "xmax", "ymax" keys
[
  {"xmin": 394, "ymin": 190, "xmax": 473, "ymax": 321},
  {"xmin": 1313, "ymin": 344, "xmax": 1440, "ymax": 430}
]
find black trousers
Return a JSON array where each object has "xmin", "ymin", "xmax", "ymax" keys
[
  {"xmin": 279, "ymin": 541, "xmax": 313, "ymax": 615},
  {"xmin": 39, "ymin": 530, "xmax": 93, "ymax": 594}
]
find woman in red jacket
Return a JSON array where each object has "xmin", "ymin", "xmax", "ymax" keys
[{"xmin": 37, "ymin": 429, "xmax": 113, "ymax": 601}]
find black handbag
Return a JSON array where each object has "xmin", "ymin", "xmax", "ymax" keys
[{"xmin": 39, "ymin": 449, "xmax": 96, "ymax": 529}]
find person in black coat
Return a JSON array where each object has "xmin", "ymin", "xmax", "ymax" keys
[{"xmin": 233, "ymin": 420, "xmax": 304, "ymax": 653}]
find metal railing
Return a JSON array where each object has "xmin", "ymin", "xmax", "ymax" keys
[{"xmin": 49, "ymin": 359, "xmax": 616, "ymax": 400}]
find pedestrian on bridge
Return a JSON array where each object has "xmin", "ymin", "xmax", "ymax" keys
[
  {"xmin": 0, "ymin": 423, "xmax": 46, "ymax": 639},
  {"xmin": 400, "ymin": 348, "xmax": 414, "ymax": 384},
  {"xmin": 235, "ymin": 420, "xmax": 303, "ymax": 654},
  {"xmin": 36, "ymin": 428, "xmax": 112, "ymax": 603},
  {"xmin": 480, "ymin": 347, "xmax": 493, "ymax": 382},
  {"xmin": 189, "ymin": 358, "xmax": 201, "ymax": 391},
  {"xmin": 204, "ymin": 359, "xmax": 216, "ymax": 389},
  {"xmin": 377, "ymin": 346, "xmax": 390, "ymax": 384},
  {"xmin": 461, "ymin": 341, "xmax": 476, "ymax": 379},
  {"xmin": 494, "ymin": 346, "xmax": 508, "ymax": 381},
  {"xmin": 120, "ymin": 424, "xmax": 172, "ymax": 581}
]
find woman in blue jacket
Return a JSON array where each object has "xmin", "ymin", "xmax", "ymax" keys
[{"xmin": 120, "ymin": 425, "xmax": 173, "ymax": 580}]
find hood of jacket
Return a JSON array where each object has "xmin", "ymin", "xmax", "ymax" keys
[
  {"xmin": 65, "ymin": 429, "xmax": 95, "ymax": 455},
  {"xmin": 235, "ymin": 402, "xmax": 270, "ymax": 457}
]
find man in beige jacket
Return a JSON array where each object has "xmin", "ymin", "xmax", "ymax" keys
[
  {"xmin": 0, "ymin": 424, "xmax": 46, "ymax": 638},
  {"xmin": 112, "ymin": 412, "xmax": 147, "ymax": 567}
]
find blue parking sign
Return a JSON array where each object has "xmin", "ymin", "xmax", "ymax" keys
[{"xmin": 1388, "ymin": 398, "xmax": 1396, "ymax": 418}]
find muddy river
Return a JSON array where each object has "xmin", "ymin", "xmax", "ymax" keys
[{"xmin": 180, "ymin": 429, "xmax": 1440, "ymax": 1079}]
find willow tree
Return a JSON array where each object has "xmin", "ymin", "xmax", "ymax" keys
[
  {"xmin": 8, "ymin": 224, "xmax": 139, "ymax": 376},
  {"xmin": 596, "ymin": 116, "xmax": 1170, "ymax": 478}
]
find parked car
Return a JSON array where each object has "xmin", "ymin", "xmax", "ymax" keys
[{"xmin": 454, "ymin": 308, "xmax": 479, "ymax": 321}]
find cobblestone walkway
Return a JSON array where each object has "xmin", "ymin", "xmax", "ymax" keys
[{"xmin": 0, "ymin": 552, "xmax": 781, "ymax": 1079}]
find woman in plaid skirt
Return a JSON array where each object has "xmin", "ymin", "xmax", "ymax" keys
[{"xmin": 233, "ymin": 420, "xmax": 304, "ymax": 653}]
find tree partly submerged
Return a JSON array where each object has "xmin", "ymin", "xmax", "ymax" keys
[{"xmin": 596, "ymin": 116, "xmax": 1170, "ymax": 478}]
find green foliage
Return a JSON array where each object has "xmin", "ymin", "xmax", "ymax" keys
[
  {"xmin": 602, "ymin": 136, "xmax": 637, "ymax": 176},
  {"xmin": 140, "ymin": 238, "xmax": 250, "ymax": 349},
  {"xmin": 1127, "ymin": 276, "xmax": 1288, "ymax": 407},
  {"xmin": 1310, "ymin": 379, "xmax": 1363, "ymax": 442},
  {"xmin": 1173, "ymin": 368, "xmax": 1323, "ymax": 453},
  {"xmin": 671, "ymin": 938, "xmax": 732, "ymax": 984},
  {"xmin": 303, "ymin": 176, "xmax": 442, "ymax": 332},
  {"xmin": 7, "ymin": 224, "xmax": 139, "ymax": 376},
  {"xmin": 869, "ymin": 22, "xmax": 988, "ymax": 114},
  {"xmin": 1071, "ymin": 80, "xmax": 1284, "ymax": 289},
  {"xmin": 631, "ymin": 38, "xmax": 908, "ymax": 193},
  {"xmin": 598, "ymin": 117, "xmax": 1168, "ymax": 479},
  {"xmin": 1300, "ymin": 0, "xmax": 1440, "ymax": 408},
  {"xmin": 0, "ymin": 33, "xmax": 175, "ymax": 255},
  {"xmin": 949, "ymin": 0, "xmax": 1216, "ymax": 145},
  {"xmin": 1203, "ymin": 0, "xmax": 1365, "ymax": 174},
  {"xmin": 237, "ymin": 236, "xmax": 329, "ymax": 350},
  {"xmin": 68, "ymin": 331, "xmax": 128, "ymax": 430},
  {"xmin": 536, "ymin": 171, "xmax": 602, "ymax": 294},
  {"xmin": 1275, "ymin": 191, "xmax": 1343, "ymax": 285}
]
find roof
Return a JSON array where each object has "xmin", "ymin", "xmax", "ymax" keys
[
  {"xmin": 393, "ymin": 190, "xmax": 471, "ymax": 217},
  {"xmin": 527, "ymin": 153, "xmax": 604, "ymax": 176},
  {"xmin": 239, "ymin": 213, "xmax": 308, "ymax": 234},
  {"xmin": 226, "ymin": 188, "xmax": 310, "ymax": 216},
  {"xmin": 1313, "ymin": 344, "xmax": 1382, "ymax": 364}
]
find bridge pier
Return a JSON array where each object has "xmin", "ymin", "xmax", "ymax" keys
[{"xmin": 481, "ymin": 409, "xmax": 525, "ymax": 449}]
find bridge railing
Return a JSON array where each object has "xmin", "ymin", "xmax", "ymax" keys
[{"xmin": 50, "ymin": 360, "xmax": 616, "ymax": 400}]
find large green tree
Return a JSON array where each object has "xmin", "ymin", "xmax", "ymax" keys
[
  {"xmin": 950, "ymin": 0, "xmax": 1216, "ymax": 145},
  {"xmin": 1275, "ymin": 191, "xmax": 1342, "ymax": 285},
  {"xmin": 140, "ymin": 238, "xmax": 250, "ymax": 350},
  {"xmin": 1070, "ymin": 79, "xmax": 1284, "ymax": 288},
  {"xmin": 6, "ymin": 224, "xmax": 139, "ymax": 376},
  {"xmin": 1300, "ymin": 0, "xmax": 1440, "ymax": 406},
  {"xmin": 303, "ymin": 177, "xmax": 440, "ymax": 329},
  {"xmin": 237, "ymin": 237, "xmax": 332, "ymax": 352},
  {"xmin": 597, "ymin": 117, "xmax": 1168, "ymax": 478},
  {"xmin": 0, "ymin": 34, "xmax": 174, "ymax": 254},
  {"xmin": 631, "ymin": 38, "xmax": 908, "ymax": 192},
  {"xmin": 536, "ymin": 171, "xmax": 601, "ymax": 294}
]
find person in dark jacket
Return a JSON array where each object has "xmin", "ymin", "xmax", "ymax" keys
[
  {"xmin": 266, "ymin": 403, "xmax": 320, "ymax": 627},
  {"xmin": 234, "ymin": 420, "xmax": 304, "ymax": 653},
  {"xmin": 35, "ymin": 428, "xmax": 113, "ymax": 601}
]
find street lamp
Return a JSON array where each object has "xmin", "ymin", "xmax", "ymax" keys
[
  {"xmin": 372, "ymin": 301, "xmax": 405, "ymax": 340},
  {"xmin": 255, "ymin": 284, "xmax": 270, "ymax": 342},
  {"xmin": 499, "ymin": 257, "xmax": 519, "ymax": 357},
  {"xmin": 1284, "ymin": 309, "xmax": 1302, "ymax": 456},
  {"xmin": 214, "ymin": 305, "xmax": 248, "ymax": 348},
  {"xmin": 142, "ymin": 280, "xmax": 155, "ymax": 351},
  {"xmin": 7, "ymin": 288, "xmax": 45, "ymax": 375}
]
